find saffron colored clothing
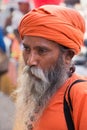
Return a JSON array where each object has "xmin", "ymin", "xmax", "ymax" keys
[
  {"xmin": 13, "ymin": 73, "xmax": 87, "ymax": 130},
  {"xmin": 18, "ymin": 5, "xmax": 85, "ymax": 54}
]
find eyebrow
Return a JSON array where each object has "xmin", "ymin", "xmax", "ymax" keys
[
  {"xmin": 23, "ymin": 42, "xmax": 51, "ymax": 48},
  {"xmin": 23, "ymin": 43, "xmax": 29, "ymax": 47}
]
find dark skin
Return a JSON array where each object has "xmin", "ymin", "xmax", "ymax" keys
[{"xmin": 22, "ymin": 36, "xmax": 73, "ymax": 73}]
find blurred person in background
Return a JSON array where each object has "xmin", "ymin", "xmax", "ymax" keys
[
  {"xmin": 9, "ymin": 0, "xmax": 32, "ymax": 86},
  {"xmin": 0, "ymin": 26, "xmax": 16, "ymax": 97},
  {"xmin": 64, "ymin": 0, "xmax": 80, "ymax": 7},
  {"xmin": 4, "ymin": 0, "xmax": 32, "ymax": 40},
  {"xmin": 0, "ymin": 26, "xmax": 8, "ymax": 76},
  {"xmin": 2, "ymin": 0, "xmax": 32, "ymax": 96},
  {"xmin": 0, "ymin": 8, "xmax": 10, "ymax": 29},
  {"xmin": 13, "ymin": 5, "xmax": 87, "ymax": 130},
  {"xmin": 63, "ymin": 0, "xmax": 84, "ymax": 11},
  {"xmin": 11, "ymin": 0, "xmax": 31, "ymax": 31},
  {"xmin": 4, "ymin": 7, "xmax": 15, "ymax": 29},
  {"xmin": 17, "ymin": 0, "xmax": 31, "ymax": 14},
  {"xmin": 10, "ymin": 29, "xmax": 21, "ymax": 61},
  {"xmin": 3, "ymin": 29, "xmax": 13, "ymax": 58},
  {"xmin": 0, "ymin": 27, "xmax": 6, "ymax": 53}
]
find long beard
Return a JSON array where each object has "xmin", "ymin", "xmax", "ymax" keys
[{"xmin": 15, "ymin": 55, "xmax": 68, "ymax": 130}]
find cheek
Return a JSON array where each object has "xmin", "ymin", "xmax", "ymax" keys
[{"xmin": 41, "ymin": 54, "xmax": 58, "ymax": 71}]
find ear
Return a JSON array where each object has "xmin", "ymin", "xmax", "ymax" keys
[{"xmin": 63, "ymin": 50, "xmax": 74, "ymax": 65}]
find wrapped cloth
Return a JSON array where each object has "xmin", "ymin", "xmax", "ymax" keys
[{"xmin": 18, "ymin": 5, "xmax": 85, "ymax": 54}]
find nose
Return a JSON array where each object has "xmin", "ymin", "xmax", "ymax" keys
[{"xmin": 27, "ymin": 52, "xmax": 38, "ymax": 67}]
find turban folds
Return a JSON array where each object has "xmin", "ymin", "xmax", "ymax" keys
[{"xmin": 18, "ymin": 5, "xmax": 85, "ymax": 54}]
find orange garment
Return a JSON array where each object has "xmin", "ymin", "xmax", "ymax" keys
[
  {"xmin": 18, "ymin": 5, "xmax": 85, "ymax": 54},
  {"xmin": 13, "ymin": 73, "xmax": 87, "ymax": 130},
  {"xmin": 34, "ymin": 73, "xmax": 87, "ymax": 130}
]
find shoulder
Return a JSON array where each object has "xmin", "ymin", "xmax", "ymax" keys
[
  {"xmin": 70, "ymin": 77, "xmax": 87, "ymax": 108},
  {"xmin": 69, "ymin": 73, "xmax": 87, "ymax": 93},
  {"xmin": 68, "ymin": 74, "xmax": 87, "ymax": 102},
  {"xmin": 71, "ymin": 79, "xmax": 87, "ymax": 95}
]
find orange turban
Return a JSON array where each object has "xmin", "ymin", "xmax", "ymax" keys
[{"xmin": 18, "ymin": 5, "xmax": 85, "ymax": 54}]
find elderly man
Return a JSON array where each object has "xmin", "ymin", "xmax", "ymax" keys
[{"xmin": 13, "ymin": 5, "xmax": 87, "ymax": 130}]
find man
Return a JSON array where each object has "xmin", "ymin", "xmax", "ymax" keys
[
  {"xmin": 17, "ymin": 0, "xmax": 31, "ymax": 15},
  {"xmin": 13, "ymin": 5, "xmax": 87, "ymax": 130},
  {"xmin": 11, "ymin": 0, "xmax": 31, "ymax": 31}
]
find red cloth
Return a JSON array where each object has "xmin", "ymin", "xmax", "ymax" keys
[
  {"xmin": 18, "ymin": 5, "xmax": 85, "ymax": 54},
  {"xmin": 33, "ymin": 0, "xmax": 63, "ymax": 7}
]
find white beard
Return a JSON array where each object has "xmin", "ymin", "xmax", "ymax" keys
[
  {"xmin": 15, "ymin": 55, "xmax": 68, "ymax": 130},
  {"xmin": 15, "ymin": 66, "xmax": 51, "ymax": 130}
]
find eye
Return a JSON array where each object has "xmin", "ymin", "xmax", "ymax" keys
[
  {"xmin": 38, "ymin": 47, "xmax": 48, "ymax": 55},
  {"xmin": 23, "ymin": 44, "xmax": 30, "ymax": 53}
]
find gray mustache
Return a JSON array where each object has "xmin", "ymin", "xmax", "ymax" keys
[{"xmin": 23, "ymin": 65, "xmax": 49, "ymax": 83}]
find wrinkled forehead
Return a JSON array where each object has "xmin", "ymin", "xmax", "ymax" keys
[{"xmin": 22, "ymin": 35, "xmax": 59, "ymax": 46}]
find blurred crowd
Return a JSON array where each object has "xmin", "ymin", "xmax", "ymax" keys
[
  {"xmin": 0, "ymin": 0, "xmax": 87, "ymax": 99},
  {"xmin": 0, "ymin": 0, "xmax": 32, "ymax": 99}
]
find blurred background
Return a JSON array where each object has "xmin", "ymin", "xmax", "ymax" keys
[{"xmin": 0, "ymin": 0, "xmax": 87, "ymax": 130}]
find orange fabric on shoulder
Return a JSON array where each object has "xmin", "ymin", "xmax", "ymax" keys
[{"xmin": 33, "ymin": 74, "xmax": 87, "ymax": 130}]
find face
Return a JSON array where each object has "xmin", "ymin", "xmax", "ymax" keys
[
  {"xmin": 18, "ymin": 2, "xmax": 30, "ymax": 14},
  {"xmin": 23, "ymin": 36, "xmax": 61, "ymax": 72},
  {"xmin": 17, "ymin": 36, "xmax": 71, "ymax": 129}
]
